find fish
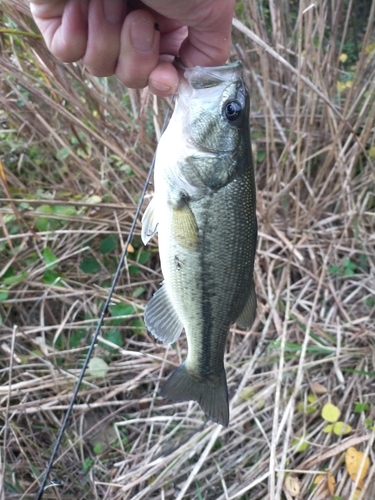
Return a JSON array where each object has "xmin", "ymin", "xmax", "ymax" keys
[{"xmin": 141, "ymin": 60, "xmax": 257, "ymax": 427}]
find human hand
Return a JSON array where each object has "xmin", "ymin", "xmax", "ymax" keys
[{"xmin": 29, "ymin": 0, "xmax": 235, "ymax": 96}]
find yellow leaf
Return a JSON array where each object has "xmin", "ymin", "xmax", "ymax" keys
[
  {"xmin": 297, "ymin": 401, "xmax": 305, "ymax": 412},
  {"xmin": 327, "ymin": 474, "xmax": 336, "ymax": 495},
  {"xmin": 345, "ymin": 447, "xmax": 371, "ymax": 489},
  {"xmin": 353, "ymin": 489, "xmax": 363, "ymax": 500},
  {"xmin": 365, "ymin": 43, "xmax": 375, "ymax": 54},
  {"xmin": 284, "ymin": 475, "xmax": 301, "ymax": 497},
  {"xmin": 333, "ymin": 421, "xmax": 352, "ymax": 436},
  {"xmin": 323, "ymin": 424, "xmax": 334, "ymax": 433},
  {"xmin": 368, "ymin": 146, "xmax": 375, "ymax": 158},
  {"xmin": 337, "ymin": 81, "xmax": 346, "ymax": 92},
  {"xmin": 88, "ymin": 357, "xmax": 109, "ymax": 378},
  {"xmin": 313, "ymin": 474, "xmax": 326, "ymax": 485},
  {"xmin": 313, "ymin": 473, "xmax": 335, "ymax": 495},
  {"xmin": 339, "ymin": 53, "xmax": 348, "ymax": 62},
  {"xmin": 127, "ymin": 243, "xmax": 135, "ymax": 253},
  {"xmin": 240, "ymin": 387, "xmax": 255, "ymax": 400},
  {"xmin": 86, "ymin": 195, "xmax": 102, "ymax": 204},
  {"xmin": 307, "ymin": 393, "xmax": 317, "ymax": 404},
  {"xmin": 321, "ymin": 403, "xmax": 340, "ymax": 423}
]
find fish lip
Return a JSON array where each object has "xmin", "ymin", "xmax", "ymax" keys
[{"xmin": 174, "ymin": 58, "xmax": 244, "ymax": 89}]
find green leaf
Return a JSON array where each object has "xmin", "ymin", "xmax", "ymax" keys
[
  {"xmin": 329, "ymin": 265, "xmax": 340, "ymax": 276},
  {"xmin": 42, "ymin": 247, "xmax": 58, "ymax": 269},
  {"xmin": 365, "ymin": 297, "xmax": 375, "ymax": 307},
  {"xmin": 36, "ymin": 204, "xmax": 54, "ymax": 215},
  {"xmin": 257, "ymin": 150, "xmax": 266, "ymax": 162},
  {"xmin": 110, "ymin": 304, "xmax": 135, "ymax": 316},
  {"xmin": 80, "ymin": 258, "xmax": 101, "ymax": 274},
  {"xmin": 111, "ymin": 304, "xmax": 135, "ymax": 317},
  {"xmin": 292, "ymin": 438, "xmax": 309, "ymax": 452},
  {"xmin": 56, "ymin": 147, "xmax": 70, "ymax": 160},
  {"xmin": 137, "ymin": 249, "xmax": 151, "ymax": 265},
  {"xmin": 68, "ymin": 329, "xmax": 87, "ymax": 349},
  {"xmin": 133, "ymin": 286, "xmax": 146, "ymax": 298},
  {"xmin": 2, "ymin": 271, "xmax": 28, "ymax": 286},
  {"xmin": 0, "ymin": 289, "xmax": 9, "ymax": 301},
  {"xmin": 354, "ymin": 402, "xmax": 370, "ymax": 413},
  {"xmin": 128, "ymin": 265, "xmax": 140, "ymax": 276},
  {"xmin": 103, "ymin": 329, "xmax": 123, "ymax": 349},
  {"xmin": 93, "ymin": 442, "xmax": 103, "ymax": 455},
  {"xmin": 110, "ymin": 304, "xmax": 135, "ymax": 326},
  {"xmin": 43, "ymin": 270, "xmax": 62, "ymax": 285},
  {"xmin": 131, "ymin": 318, "xmax": 145, "ymax": 333},
  {"xmin": 99, "ymin": 235, "xmax": 117, "ymax": 254},
  {"xmin": 343, "ymin": 259, "xmax": 356, "ymax": 275},
  {"xmin": 53, "ymin": 205, "xmax": 77, "ymax": 216},
  {"xmin": 2, "ymin": 267, "xmax": 14, "ymax": 279}
]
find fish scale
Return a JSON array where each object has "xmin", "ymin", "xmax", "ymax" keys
[{"xmin": 142, "ymin": 60, "xmax": 257, "ymax": 426}]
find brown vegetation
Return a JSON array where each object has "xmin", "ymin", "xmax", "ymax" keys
[{"xmin": 1, "ymin": 1, "xmax": 374, "ymax": 499}]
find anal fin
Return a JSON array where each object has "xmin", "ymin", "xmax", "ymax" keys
[
  {"xmin": 144, "ymin": 283, "xmax": 183, "ymax": 344},
  {"xmin": 236, "ymin": 282, "xmax": 257, "ymax": 330}
]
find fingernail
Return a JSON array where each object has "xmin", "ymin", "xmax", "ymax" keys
[
  {"xmin": 130, "ymin": 19, "xmax": 156, "ymax": 53},
  {"xmin": 149, "ymin": 79, "xmax": 172, "ymax": 93}
]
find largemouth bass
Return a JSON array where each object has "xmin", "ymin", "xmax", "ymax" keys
[{"xmin": 141, "ymin": 60, "xmax": 257, "ymax": 426}]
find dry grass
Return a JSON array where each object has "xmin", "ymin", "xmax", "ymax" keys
[{"xmin": 1, "ymin": 1, "xmax": 375, "ymax": 499}]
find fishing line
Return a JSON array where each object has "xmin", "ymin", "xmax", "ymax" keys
[{"xmin": 35, "ymin": 99, "xmax": 173, "ymax": 500}]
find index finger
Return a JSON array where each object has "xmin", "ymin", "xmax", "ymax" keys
[
  {"xmin": 179, "ymin": 1, "xmax": 235, "ymax": 68},
  {"xmin": 29, "ymin": 0, "xmax": 89, "ymax": 62}
]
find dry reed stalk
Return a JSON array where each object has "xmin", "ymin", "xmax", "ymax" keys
[{"xmin": 1, "ymin": 1, "xmax": 374, "ymax": 499}]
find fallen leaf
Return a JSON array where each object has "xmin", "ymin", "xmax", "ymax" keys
[
  {"xmin": 327, "ymin": 474, "xmax": 335, "ymax": 495},
  {"xmin": 88, "ymin": 357, "xmax": 109, "ymax": 378},
  {"xmin": 365, "ymin": 42, "xmax": 375, "ymax": 54},
  {"xmin": 308, "ymin": 393, "xmax": 318, "ymax": 403},
  {"xmin": 309, "ymin": 381, "xmax": 328, "ymax": 394},
  {"xmin": 333, "ymin": 421, "xmax": 352, "ymax": 436},
  {"xmin": 321, "ymin": 403, "xmax": 340, "ymax": 423},
  {"xmin": 292, "ymin": 437, "xmax": 309, "ymax": 452},
  {"xmin": 345, "ymin": 447, "xmax": 370, "ymax": 489},
  {"xmin": 313, "ymin": 473, "xmax": 335, "ymax": 495},
  {"xmin": 339, "ymin": 52, "xmax": 348, "ymax": 62},
  {"xmin": 313, "ymin": 474, "xmax": 326, "ymax": 485},
  {"xmin": 284, "ymin": 475, "xmax": 300, "ymax": 497}
]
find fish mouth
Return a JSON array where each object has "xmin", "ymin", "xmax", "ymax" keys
[{"xmin": 174, "ymin": 58, "xmax": 244, "ymax": 89}]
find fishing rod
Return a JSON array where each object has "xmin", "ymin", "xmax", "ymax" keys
[{"xmin": 35, "ymin": 101, "xmax": 173, "ymax": 500}]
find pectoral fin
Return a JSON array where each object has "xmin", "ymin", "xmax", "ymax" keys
[
  {"xmin": 236, "ymin": 283, "xmax": 257, "ymax": 329},
  {"xmin": 172, "ymin": 200, "xmax": 199, "ymax": 250},
  {"xmin": 144, "ymin": 283, "xmax": 184, "ymax": 344},
  {"xmin": 141, "ymin": 197, "xmax": 158, "ymax": 245}
]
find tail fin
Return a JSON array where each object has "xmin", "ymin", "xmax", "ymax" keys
[{"xmin": 160, "ymin": 363, "xmax": 229, "ymax": 426}]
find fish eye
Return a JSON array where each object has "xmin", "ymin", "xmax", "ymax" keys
[{"xmin": 224, "ymin": 100, "xmax": 242, "ymax": 122}]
